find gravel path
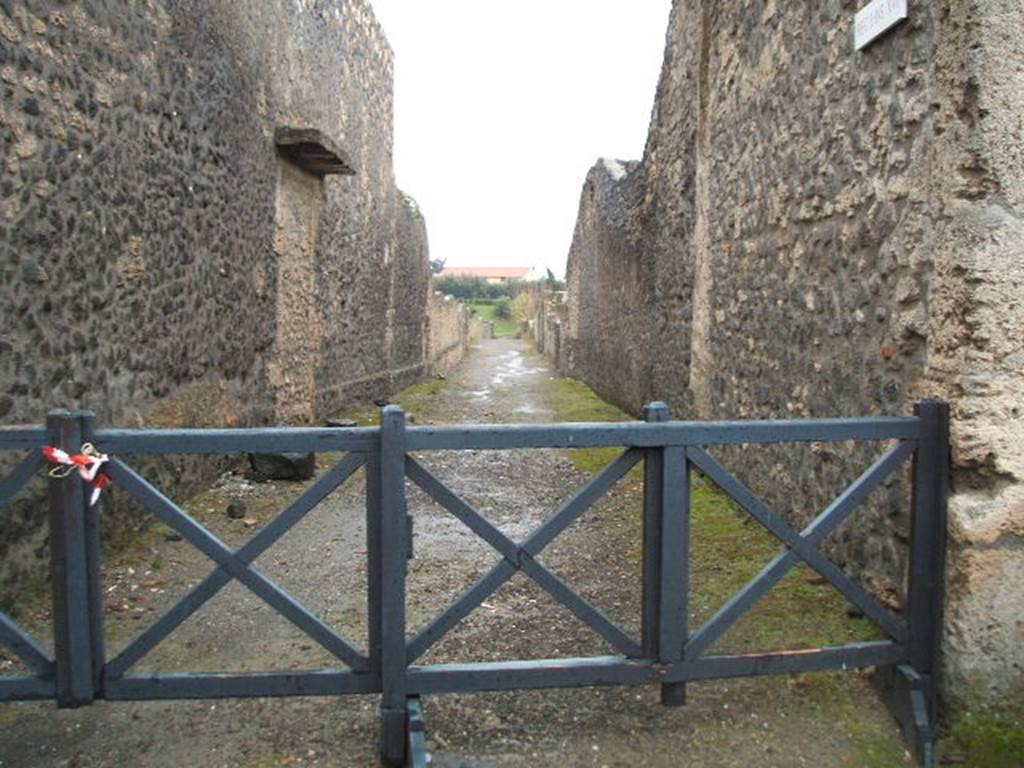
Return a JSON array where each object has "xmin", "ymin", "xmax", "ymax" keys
[{"xmin": 0, "ymin": 338, "xmax": 910, "ymax": 767}]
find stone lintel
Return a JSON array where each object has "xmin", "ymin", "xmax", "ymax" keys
[{"xmin": 274, "ymin": 127, "xmax": 356, "ymax": 176}]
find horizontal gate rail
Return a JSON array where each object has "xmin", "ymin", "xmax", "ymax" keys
[
  {"xmin": 0, "ymin": 401, "xmax": 947, "ymax": 768},
  {"xmin": 404, "ymin": 640, "xmax": 905, "ymax": 695},
  {"xmin": 106, "ymin": 669, "xmax": 379, "ymax": 700},
  {"xmin": 403, "ymin": 416, "xmax": 920, "ymax": 451},
  {"xmin": 0, "ymin": 428, "xmax": 47, "ymax": 451},
  {"xmin": 0, "ymin": 676, "xmax": 56, "ymax": 700},
  {"xmin": 93, "ymin": 426, "xmax": 377, "ymax": 455}
]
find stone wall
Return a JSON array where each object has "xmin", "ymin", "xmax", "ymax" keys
[
  {"xmin": 528, "ymin": 287, "xmax": 569, "ymax": 372},
  {"xmin": 425, "ymin": 289, "xmax": 490, "ymax": 376},
  {"xmin": 0, "ymin": 1, "xmax": 434, "ymax": 599},
  {"xmin": 564, "ymin": 0, "xmax": 1023, "ymax": 706}
]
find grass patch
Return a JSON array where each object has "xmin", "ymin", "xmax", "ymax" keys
[
  {"xmin": 540, "ymin": 377, "xmax": 634, "ymax": 472},
  {"xmin": 541, "ymin": 372, "xmax": 902, "ymax": 764},
  {"xmin": 689, "ymin": 475, "xmax": 881, "ymax": 653},
  {"xmin": 4, "ymin": 573, "xmax": 49, "ymax": 620},
  {"xmin": 943, "ymin": 706, "xmax": 1024, "ymax": 767},
  {"xmin": 401, "ymin": 378, "xmax": 447, "ymax": 398},
  {"xmin": 539, "ymin": 374, "xmax": 881, "ymax": 650},
  {"xmin": 470, "ymin": 302, "xmax": 520, "ymax": 338},
  {"xmin": 331, "ymin": 376, "xmax": 451, "ymax": 427}
]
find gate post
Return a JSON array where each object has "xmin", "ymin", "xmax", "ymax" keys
[
  {"xmin": 378, "ymin": 406, "xmax": 410, "ymax": 767},
  {"xmin": 641, "ymin": 403, "xmax": 669, "ymax": 659},
  {"xmin": 903, "ymin": 400, "xmax": 950, "ymax": 766},
  {"xmin": 47, "ymin": 409, "xmax": 103, "ymax": 707},
  {"xmin": 642, "ymin": 403, "xmax": 688, "ymax": 707},
  {"xmin": 659, "ymin": 442, "xmax": 689, "ymax": 707}
]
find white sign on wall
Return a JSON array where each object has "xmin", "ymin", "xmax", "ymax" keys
[{"xmin": 854, "ymin": 0, "xmax": 909, "ymax": 51}]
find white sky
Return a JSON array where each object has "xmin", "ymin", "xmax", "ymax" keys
[{"xmin": 368, "ymin": 1, "xmax": 672, "ymax": 278}]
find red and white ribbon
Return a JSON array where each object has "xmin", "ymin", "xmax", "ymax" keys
[{"xmin": 42, "ymin": 443, "xmax": 112, "ymax": 507}]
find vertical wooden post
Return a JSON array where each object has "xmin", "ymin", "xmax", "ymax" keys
[
  {"xmin": 378, "ymin": 406, "xmax": 409, "ymax": 767},
  {"xmin": 641, "ymin": 403, "xmax": 669, "ymax": 659},
  {"xmin": 47, "ymin": 409, "xmax": 97, "ymax": 707},
  {"xmin": 905, "ymin": 399, "xmax": 950, "ymax": 765},
  {"xmin": 366, "ymin": 436, "xmax": 383, "ymax": 674},
  {"xmin": 659, "ymin": 442, "xmax": 689, "ymax": 707},
  {"xmin": 641, "ymin": 402, "xmax": 688, "ymax": 706}
]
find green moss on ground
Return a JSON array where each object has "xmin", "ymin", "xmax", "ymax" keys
[
  {"xmin": 333, "ymin": 376, "xmax": 451, "ymax": 427},
  {"xmin": 540, "ymin": 373, "xmax": 882, "ymax": 650},
  {"xmin": 688, "ymin": 475, "xmax": 882, "ymax": 653},
  {"xmin": 539, "ymin": 370, "xmax": 908, "ymax": 765},
  {"xmin": 542, "ymin": 377, "xmax": 634, "ymax": 472},
  {"xmin": 4, "ymin": 574, "xmax": 49, "ymax": 620},
  {"xmin": 470, "ymin": 302, "xmax": 520, "ymax": 338},
  {"xmin": 943, "ymin": 705, "xmax": 1024, "ymax": 768}
]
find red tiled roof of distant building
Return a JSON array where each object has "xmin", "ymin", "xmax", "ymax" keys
[{"xmin": 438, "ymin": 266, "xmax": 532, "ymax": 279}]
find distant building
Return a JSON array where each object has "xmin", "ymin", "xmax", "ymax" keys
[{"xmin": 438, "ymin": 266, "xmax": 541, "ymax": 284}]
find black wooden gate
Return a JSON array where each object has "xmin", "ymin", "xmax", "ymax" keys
[{"xmin": 0, "ymin": 401, "xmax": 949, "ymax": 767}]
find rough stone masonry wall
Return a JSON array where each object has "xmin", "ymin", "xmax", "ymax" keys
[
  {"xmin": 527, "ymin": 287, "xmax": 569, "ymax": 372},
  {"xmin": 425, "ymin": 289, "xmax": 490, "ymax": 376},
  {"xmin": 0, "ymin": 1, "xmax": 434, "ymax": 600},
  {"xmin": 564, "ymin": 0, "xmax": 1023, "ymax": 706}
]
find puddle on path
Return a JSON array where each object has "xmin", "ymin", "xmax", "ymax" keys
[{"xmin": 490, "ymin": 349, "xmax": 547, "ymax": 387}]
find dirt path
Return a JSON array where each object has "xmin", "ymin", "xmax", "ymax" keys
[{"xmin": 0, "ymin": 338, "xmax": 912, "ymax": 767}]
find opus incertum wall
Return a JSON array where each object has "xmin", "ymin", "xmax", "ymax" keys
[
  {"xmin": 563, "ymin": 1, "xmax": 1024, "ymax": 708},
  {"xmin": 0, "ymin": 1, "xmax": 444, "ymax": 603}
]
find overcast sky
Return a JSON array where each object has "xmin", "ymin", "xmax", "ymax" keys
[{"xmin": 368, "ymin": 1, "xmax": 672, "ymax": 278}]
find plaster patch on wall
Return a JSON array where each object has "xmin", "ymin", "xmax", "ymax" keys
[{"xmin": 269, "ymin": 159, "xmax": 325, "ymax": 424}]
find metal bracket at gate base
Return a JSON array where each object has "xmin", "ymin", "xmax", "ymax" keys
[
  {"xmin": 406, "ymin": 697, "xmax": 428, "ymax": 768},
  {"xmin": 897, "ymin": 664, "xmax": 938, "ymax": 768}
]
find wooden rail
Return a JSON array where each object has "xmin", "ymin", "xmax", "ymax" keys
[{"xmin": 0, "ymin": 402, "xmax": 949, "ymax": 767}]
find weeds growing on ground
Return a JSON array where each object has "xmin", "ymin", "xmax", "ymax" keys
[
  {"xmin": 470, "ymin": 302, "xmax": 520, "ymax": 338},
  {"xmin": 540, "ymin": 371, "xmax": 913, "ymax": 766}
]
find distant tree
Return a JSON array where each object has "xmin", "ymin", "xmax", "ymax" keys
[
  {"xmin": 512, "ymin": 291, "xmax": 536, "ymax": 324},
  {"xmin": 434, "ymin": 275, "xmax": 526, "ymax": 300},
  {"xmin": 430, "ymin": 257, "xmax": 446, "ymax": 274},
  {"xmin": 401, "ymin": 191, "xmax": 422, "ymax": 219},
  {"xmin": 545, "ymin": 268, "xmax": 566, "ymax": 291},
  {"xmin": 493, "ymin": 298, "xmax": 513, "ymax": 320},
  {"xmin": 434, "ymin": 275, "xmax": 489, "ymax": 299}
]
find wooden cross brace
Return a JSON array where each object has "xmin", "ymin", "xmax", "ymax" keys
[
  {"xmin": 684, "ymin": 441, "xmax": 915, "ymax": 658},
  {"xmin": 404, "ymin": 450, "xmax": 645, "ymax": 663},
  {"xmin": 104, "ymin": 453, "xmax": 369, "ymax": 678},
  {"xmin": 0, "ymin": 450, "xmax": 56, "ymax": 678}
]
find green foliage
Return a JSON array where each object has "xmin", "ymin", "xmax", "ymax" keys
[
  {"xmin": 545, "ymin": 268, "xmax": 567, "ymax": 291},
  {"xmin": 400, "ymin": 378, "xmax": 447, "ymax": 398},
  {"xmin": 511, "ymin": 292, "xmax": 536, "ymax": 324},
  {"xmin": 541, "ymin": 377, "xmax": 634, "ymax": 472},
  {"xmin": 945, "ymin": 707, "xmax": 1024, "ymax": 768},
  {"xmin": 493, "ymin": 298, "xmax": 512, "ymax": 320},
  {"xmin": 434, "ymin": 275, "xmax": 525, "ymax": 300},
  {"xmin": 470, "ymin": 303, "xmax": 519, "ymax": 337},
  {"xmin": 330, "ymin": 377, "xmax": 449, "ymax": 427},
  {"xmin": 401, "ymin": 191, "xmax": 422, "ymax": 219}
]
